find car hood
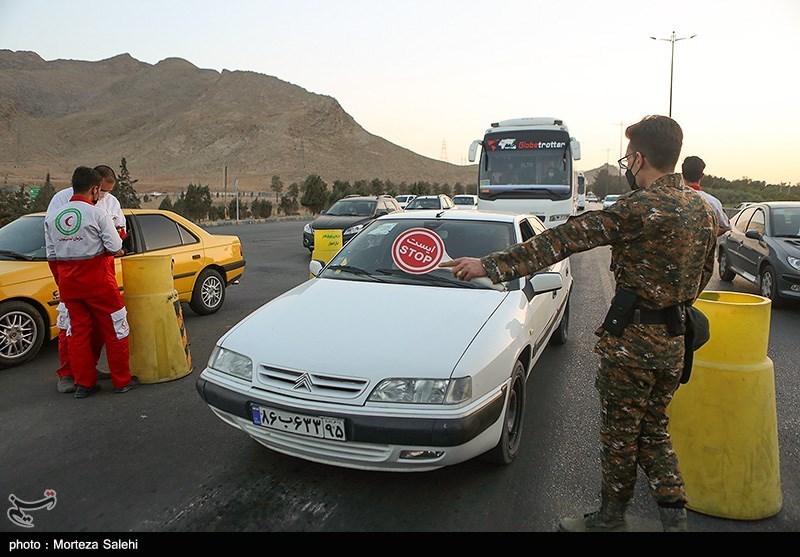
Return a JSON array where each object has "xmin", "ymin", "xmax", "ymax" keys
[
  {"xmin": 775, "ymin": 237, "xmax": 800, "ymax": 258},
  {"xmin": 0, "ymin": 260, "xmax": 50, "ymax": 287},
  {"xmin": 310, "ymin": 215, "xmax": 371, "ymax": 231},
  {"xmin": 219, "ymin": 278, "xmax": 508, "ymax": 379}
]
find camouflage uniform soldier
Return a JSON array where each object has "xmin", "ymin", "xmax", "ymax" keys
[{"xmin": 441, "ymin": 115, "xmax": 717, "ymax": 532}]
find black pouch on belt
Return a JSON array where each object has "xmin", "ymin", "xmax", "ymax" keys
[
  {"xmin": 602, "ymin": 288, "xmax": 638, "ymax": 337},
  {"xmin": 665, "ymin": 303, "xmax": 687, "ymax": 336}
]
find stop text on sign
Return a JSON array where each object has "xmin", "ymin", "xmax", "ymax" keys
[{"xmin": 391, "ymin": 228, "xmax": 445, "ymax": 274}]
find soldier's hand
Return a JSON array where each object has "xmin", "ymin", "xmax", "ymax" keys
[{"xmin": 439, "ymin": 257, "xmax": 487, "ymax": 281}]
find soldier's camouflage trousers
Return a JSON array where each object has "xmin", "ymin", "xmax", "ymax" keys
[{"xmin": 594, "ymin": 359, "xmax": 688, "ymax": 508}]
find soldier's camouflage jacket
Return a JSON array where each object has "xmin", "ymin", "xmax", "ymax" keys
[{"xmin": 481, "ymin": 172, "xmax": 718, "ymax": 370}]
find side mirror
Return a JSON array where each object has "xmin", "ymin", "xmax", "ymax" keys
[
  {"xmin": 309, "ymin": 260, "xmax": 324, "ymax": 277},
  {"xmin": 468, "ymin": 140, "xmax": 481, "ymax": 163},
  {"xmin": 571, "ymin": 138, "xmax": 582, "ymax": 161},
  {"xmin": 745, "ymin": 230, "xmax": 762, "ymax": 240},
  {"xmin": 376, "ymin": 209, "xmax": 389, "ymax": 216},
  {"xmin": 529, "ymin": 272, "xmax": 563, "ymax": 295}
]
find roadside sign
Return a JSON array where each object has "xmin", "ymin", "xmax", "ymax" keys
[{"xmin": 391, "ymin": 228, "xmax": 444, "ymax": 274}]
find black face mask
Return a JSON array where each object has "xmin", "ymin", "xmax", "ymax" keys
[{"xmin": 625, "ymin": 168, "xmax": 639, "ymax": 190}]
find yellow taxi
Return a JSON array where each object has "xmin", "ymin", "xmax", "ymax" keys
[{"xmin": 0, "ymin": 209, "xmax": 245, "ymax": 368}]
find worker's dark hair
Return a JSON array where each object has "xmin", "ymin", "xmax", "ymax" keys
[
  {"xmin": 625, "ymin": 115, "xmax": 683, "ymax": 172},
  {"xmin": 681, "ymin": 156, "xmax": 706, "ymax": 183},
  {"xmin": 71, "ymin": 166, "xmax": 102, "ymax": 194},
  {"xmin": 94, "ymin": 164, "xmax": 117, "ymax": 182}
]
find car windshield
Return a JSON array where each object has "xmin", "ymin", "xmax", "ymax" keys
[
  {"xmin": 320, "ymin": 218, "xmax": 515, "ymax": 289},
  {"xmin": 0, "ymin": 215, "xmax": 47, "ymax": 261},
  {"xmin": 325, "ymin": 199, "xmax": 376, "ymax": 217},
  {"xmin": 771, "ymin": 207, "xmax": 800, "ymax": 237},
  {"xmin": 454, "ymin": 197, "xmax": 476, "ymax": 206},
  {"xmin": 406, "ymin": 198, "xmax": 441, "ymax": 210}
]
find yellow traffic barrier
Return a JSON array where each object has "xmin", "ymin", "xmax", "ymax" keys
[
  {"xmin": 667, "ymin": 291, "xmax": 781, "ymax": 520},
  {"xmin": 122, "ymin": 255, "xmax": 193, "ymax": 384},
  {"xmin": 310, "ymin": 229, "xmax": 343, "ymax": 278}
]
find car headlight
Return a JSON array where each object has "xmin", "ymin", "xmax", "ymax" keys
[
  {"xmin": 788, "ymin": 256, "xmax": 800, "ymax": 272},
  {"xmin": 303, "ymin": 223, "xmax": 313, "ymax": 234},
  {"xmin": 208, "ymin": 346, "xmax": 252, "ymax": 381},
  {"xmin": 367, "ymin": 377, "xmax": 471, "ymax": 404},
  {"xmin": 343, "ymin": 223, "xmax": 365, "ymax": 236},
  {"xmin": 549, "ymin": 214, "xmax": 571, "ymax": 222}
]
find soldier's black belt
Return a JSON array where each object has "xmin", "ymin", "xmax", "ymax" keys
[{"xmin": 632, "ymin": 307, "xmax": 671, "ymax": 325}]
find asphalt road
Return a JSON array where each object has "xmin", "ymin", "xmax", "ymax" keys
[{"xmin": 1, "ymin": 214, "xmax": 798, "ymax": 535}]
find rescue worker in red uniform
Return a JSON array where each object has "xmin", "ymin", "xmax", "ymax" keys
[
  {"xmin": 47, "ymin": 165, "xmax": 124, "ymax": 392},
  {"xmin": 44, "ymin": 166, "xmax": 139, "ymax": 398}
]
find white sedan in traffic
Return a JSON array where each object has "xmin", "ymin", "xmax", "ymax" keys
[{"xmin": 197, "ymin": 210, "xmax": 572, "ymax": 472}]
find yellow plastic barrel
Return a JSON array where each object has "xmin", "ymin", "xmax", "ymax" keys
[
  {"xmin": 667, "ymin": 291, "xmax": 781, "ymax": 520},
  {"xmin": 122, "ymin": 255, "xmax": 193, "ymax": 384},
  {"xmin": 310, "ymin": 229, "xmax": 343, "ymax": 278}
]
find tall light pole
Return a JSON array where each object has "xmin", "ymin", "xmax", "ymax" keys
[{"xmin": 651, "ymin": 31, "xmax": 697, "ymax": 117}]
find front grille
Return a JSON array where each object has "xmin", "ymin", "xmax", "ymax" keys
[{"xmin": 257, "ymin": 365, "xmax": 369, "ymax": 399}]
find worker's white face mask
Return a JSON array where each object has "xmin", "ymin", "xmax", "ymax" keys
[{"xmin": 98, "ymin": 191, "xmax": 109, "ymax": 200}]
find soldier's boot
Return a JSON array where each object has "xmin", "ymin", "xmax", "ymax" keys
[
  {"xmin": 658, "ymin": 507, "xmax": 688, "ymax": 532},
  {"xmin": 558, "ymin": 500, "xmax": 628, "ymax": 532}
]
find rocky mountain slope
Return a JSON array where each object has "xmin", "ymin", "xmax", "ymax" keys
[{"xmin": 0, "ymin": 50, "xmax": 476, "ymax": 192}]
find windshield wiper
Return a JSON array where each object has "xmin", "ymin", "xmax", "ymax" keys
[
  {"xmin": 0, "ymin": 249, "xmax": 33, "ymax": 261},
  {"xmin": 325, "ymin": 265, "xmax": 387, "ymax": 282},
  {"xmin": 374, "ymin": 268, "xmax": 483, "ymax": 289}
]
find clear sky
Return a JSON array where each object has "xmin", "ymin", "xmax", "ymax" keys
[{"xmin": 1, "ymin": 0, "xmax": 798, "ymax": 185}]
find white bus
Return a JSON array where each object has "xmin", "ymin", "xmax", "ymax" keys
[{"xmin": 468, "ymin": 117, "xmax": 582, "ymax": 227}]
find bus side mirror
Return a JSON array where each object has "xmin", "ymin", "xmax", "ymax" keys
[
  {"xmin": 468, "ymin": 140, "xmax": 481, "ymax": 163},
  {"xmin": 571, "ymin": 138, "xmax": 581, "ymax": 161}
]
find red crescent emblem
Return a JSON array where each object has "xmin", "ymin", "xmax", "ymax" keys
[{"xmin": 64, "ymin": 216, "xmax": 74, "ymax": 227}]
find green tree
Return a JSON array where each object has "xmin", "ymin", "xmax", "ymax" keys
[
  {"xmin": 370, "ymin": 178, "xmax": 383, "ymax": 196},
  {"xmin": 352, "ymin": 179, "xmax": 369, "ymax": 196},
  {"xmin": 409, "ymin": 181, "xmax": 430, "ymax": 196},
  {"xmin": 228, "ymin": 198, "xmax": 250, "ymax": 219},
  {"xmin": 112, "ymin": 158, "xmax": 141, "ymax": 208},
  {"xmin": 29, "ymin": 173, "xmax": 56, "ymax": 212},
  {"xmin": 280, "ymin": 183, "xmax": 300, "ymax": 215},
  {"xmin": 158, "ymin": 196, "xmax": 174, "ymax": 211},
  {"xmin": 182, "ymin": 184, "xmax": 213, "ymax": 222},
  {"xmin": 300, "ymin": 174, "xmax": 329, "ymax": 214},
  {"xmin": 330, "ymin": 180, "xmax": 351, "ymax": 204},
  {"xmin": 0, "ymin": 185, "xmax": 30, "ymax": 226},
  {"xmin": 453, "ymin": 182, "xmax": 466, "ymax": 196},
  {"xmin": 270, "ymin": 175, "xmax": 284, "ymax": 206}
]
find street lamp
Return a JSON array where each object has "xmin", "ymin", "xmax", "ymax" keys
[{"xmin": 651, "ymin": 31, "xmax": 697, "ymax": 117}]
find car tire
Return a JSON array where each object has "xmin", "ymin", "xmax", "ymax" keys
[
  {"xmin": 759, "ymin": 264, "xmax": 782, "ymax": 306},
  {"xmin": 482, "ymin": 360, "xmax": 526, "ymax": 465},
  {"xmin": 718, "ymin": 249, "xmax": 736, "ymax": 281},
  {"xmin": 549, "ymin": 297, "xmax": 569, "ymax": 345},
  {"xmin": 189, "ymin": 268, "xmax": 226, "ymax": 315},
  {"xmin": 0, "ymin": 300, "xmax": 46, "ymax": 369}
]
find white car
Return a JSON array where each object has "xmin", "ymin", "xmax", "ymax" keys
[
  {"xmin": 197, "ymin": 210, "xmax": 572, "ymax": 472},
  {"xmin": 452, "ymin": 194, "xmax": 479, "ymax": 210},
  {"xmin": 602, "ymin": 194, "xmax": 621, "ymax": 209},
  {"xmin": 395, "ymin": 194, "xmax": 416, "ymax": 209}
]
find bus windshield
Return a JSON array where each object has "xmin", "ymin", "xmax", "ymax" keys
[{"xmin": 478, "ymin": 130, "xmax": 572, "ymax": 201}]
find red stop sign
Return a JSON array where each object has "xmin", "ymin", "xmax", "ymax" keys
[{"xmin": 391, "ymin": 228, "xmax": 445, "ymax": 274}]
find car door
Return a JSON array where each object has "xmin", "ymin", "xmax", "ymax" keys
[
  {"xmin": 129, "ymin": 213, "xmax": 204, "ymax": 297},
  {"xmin": 519, "ymin": 218, "xmax": 565, "ymax": 357},
  {"xmin": 724, "ymin": 207, "xmax": 756, "ymax": 274},
  {"xmin": 738, "ymin": 207, "xmax": 769, "ymax": 278}
]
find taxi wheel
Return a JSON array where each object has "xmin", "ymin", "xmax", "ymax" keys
[
  {"xmin": 482, "ymin": 360, "xmax": 526, "ymax": 465},
  {"xmin": 190, "ymin": 268, "xmax": 226, "ymax": 315},
  {"xmin": 0, "ymin": 300, "xmax": 46, "ymax": 369}
]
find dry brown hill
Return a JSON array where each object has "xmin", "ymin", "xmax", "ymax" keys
[{"xmin": 0, "ymin": 50, "xmax": 476, "ymax": 193}]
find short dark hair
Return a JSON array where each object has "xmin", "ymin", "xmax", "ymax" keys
[
  {"xmin": 94, "ymin": 164, "xmax": 117, "ymax": 182},
  {"xmin": 681, "ymin": 156, "xmax": 706, "ymax": 183},
  {"xmin": 71, "ymin": 166, "xmax": 102, "ymax": 194},
  {"xmin": 625, "ymin": 115, "xmax": 683, "ymax": 172}
]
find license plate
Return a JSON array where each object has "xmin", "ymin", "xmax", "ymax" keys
[{"xmin": 251, "ymin": 404, "xmax": 346, "ymax": 441}]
